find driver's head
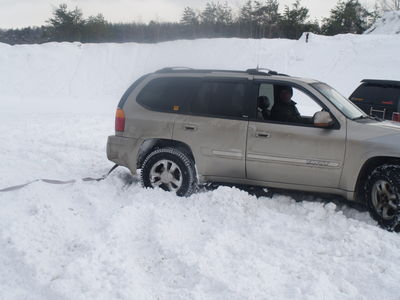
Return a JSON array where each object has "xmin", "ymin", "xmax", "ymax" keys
[{"xmin": 276, "ymin": 85, "xmax": 293, "ymax": 103}]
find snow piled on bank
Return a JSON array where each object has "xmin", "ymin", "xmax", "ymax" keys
[
  {"xmin": 1, "ymin": 33, "xmax": 400, "ymax": 114},
  {"xmin": 1, "ymin": 35, "xmax": 400, "ymax": 299}
]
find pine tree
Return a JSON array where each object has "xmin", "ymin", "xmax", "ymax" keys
[
  {"xmin": 46, "ymin": 3, "xmax": 85, "ymax": 42},
  {"xmin": 199, "ymin": 2, "xmax": 234, "ymax": 37},
  {"xmin": 201, "ymin": 2, "xmax": 218, "ymax": 24},
  {"xmin": 238, "ymin": 0, "xmax": 255, "ymax": 37},
  {"xmin": 253, "ymin": 0, "xmax": 281, "ymax": 37},
  {"xmin": 239, "ymin": 0, "xmax": 253, "ymax": 23},
  {"xmin": 253, "ymin": 0, "xmax": 280, "ymax": 25},
  {"xmin": 216, "ymin": 2, "xmax": 233, "ymax": 25},
  {"xmin": 83, "ymin": 14, "xmax": 108, "ymax": 42},
  {"xmin": 181, "ymin": 7, "xmax": 199, "ymax": 25},
  {"xmin": 322, "ymin": 0, "xmax": 372, "ymax": 35},
  {"xmin": 280, "ymin": 0, "xmax": 312, "ymax": 39}
]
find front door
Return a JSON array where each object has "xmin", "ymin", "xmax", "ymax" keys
[{"xmin": 246, "ymin": 82, "xmax": 346, "ymax": 188}]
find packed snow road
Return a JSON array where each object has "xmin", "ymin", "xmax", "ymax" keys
[{"xmin": 1, "ymin": 111, "xmax": 400, "ymax": 300}]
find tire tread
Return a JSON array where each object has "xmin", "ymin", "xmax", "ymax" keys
[
  {"xmin": 364, "ymin": 164, "xmax": 400, "ymax": 231},
  {"xmin": 140, "ymin": 147, "xmax": 197, "ymax": 196}
]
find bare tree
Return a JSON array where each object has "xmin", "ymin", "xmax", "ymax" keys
[{"xmin": 380, "ymin": 0, "xmax": 400, "ymax": 11}]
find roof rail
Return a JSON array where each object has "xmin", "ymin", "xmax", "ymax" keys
[
  {"xmin": 246, "ymin": 68, "xmax": 289, "ymax": 77},
  {"xmin": 155, "ymin": 68, "xmax": 249, "ymax": 75},
  {"xmin": 156, "ymin": 67, "xmax": 194, "ymax": 73},
  {"xmin": 155, "ymin": 67, "xmax": 289, "ymax": 76}
]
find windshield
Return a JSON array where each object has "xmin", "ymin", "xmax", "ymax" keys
[{"xmin": 312, "ymin": 82, "xmax": 366, "ymax": 119}]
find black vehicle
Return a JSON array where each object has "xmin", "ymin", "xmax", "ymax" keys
[{"xmin": 350, "ymin": 79, "xmax": 400, "ymax": 121}]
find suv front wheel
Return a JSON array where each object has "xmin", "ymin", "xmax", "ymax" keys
[
  {"xmin": 140, "ymin": 147, "xmax": 197, "ymax": 197},
  {"xmin": 364, "ymin": 164, "xmax": 400, "ymax": 231}
]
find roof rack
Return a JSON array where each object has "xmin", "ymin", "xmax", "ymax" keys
[
  {"xmin": 155, "ymin": 67, "xmax": 289, "ymax": 77},
  {"xmin": 156, "ymin": 67, "xmax": 194, "ymax": 73},
  {"xmin": 246, "ymin": 68, "xmax": 289, "ymax": 77}
]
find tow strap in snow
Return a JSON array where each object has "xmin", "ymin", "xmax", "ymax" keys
[{"xmin": 0, "ymin": 164, "xmax": 119, "ymax": 193}]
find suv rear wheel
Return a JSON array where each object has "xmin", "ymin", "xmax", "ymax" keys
[
  {"xmin": 364, "ymin": 164, "xmax": 400, "ymax": 231},
  {"xmin": 140, "ymin": 147, "xmax": 197, "ymax": 197}
]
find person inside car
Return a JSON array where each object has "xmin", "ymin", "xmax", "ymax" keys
[
  {"xmin": 257, "ymin": 96, "xmax": 271, "ymax": 120},
  {"xmin": 271, "ymin": 85, "xmax": 304, "ymax": 124}
]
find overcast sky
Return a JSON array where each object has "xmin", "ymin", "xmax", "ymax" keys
[{"xmin": 0, "ymin": 0, "xmax": 377, "ymax": 29}]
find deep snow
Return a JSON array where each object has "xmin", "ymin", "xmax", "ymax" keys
[{"xmin": 1, "ymin": 34, "xmax": 400, "ymax": 299}]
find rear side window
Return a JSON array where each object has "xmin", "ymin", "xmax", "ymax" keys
[
  {"xmin": 118, "ymin": 74, "xmax": 149, "ymax": 108},
  {"xmin": 191, "ymin": 81, "xmax": 248, "ymax": 118},
  {"xmin": 137, "ymin": 77, "xmax": 198, "ymax": 113},
  {"xmin": 350, "ymin": 84, "xmax": 400, "ymax": 107},
  {"xmin": 138, "ymin": 77, "xmax": 249, "ymax": 119}
]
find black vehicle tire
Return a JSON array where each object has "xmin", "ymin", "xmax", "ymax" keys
[
  {"xmin": 140, "ymin": 147, "xmax": 197, "ymax": 197},
  {"xmin": 364, "ymin": 164, "xmax": 400, "ymax": 231}
]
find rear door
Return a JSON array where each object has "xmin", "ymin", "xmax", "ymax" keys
[{"xmin": 173, "ymin": 78, "xmax": 251, "ymax": 178}]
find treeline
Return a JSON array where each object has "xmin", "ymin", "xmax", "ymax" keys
[{"xmin": 0, "ymin": 0, "xmax": 379, "ymax": 45}]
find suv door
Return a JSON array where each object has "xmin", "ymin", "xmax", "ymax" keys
[
  {"xmin": 246, "ymin": 82, "xmax": 346, "ymax": 188},
  {"xmin": 173, "ymin": 78, "xmax": 251, "ymax": 178}
]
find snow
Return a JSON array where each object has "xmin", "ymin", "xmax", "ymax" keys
[
  {"xmin": 365, "ymin": 11, "xmax": 400, "ymax": 34},
  {"xmin": 1, "ymin": 35, "xmax": 400, "ymax": 299}
]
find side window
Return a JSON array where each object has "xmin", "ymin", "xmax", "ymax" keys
[
  {"xmin": 118, "ymin": 74, "xmax": 148, "ymax": 108},
  {"xmin": 256, "ymin": 83, "xmax": 323, "ymax": 125},
  {"xmin": 256, "ymin": 83, "xmax": 274, "ymax": 120},
  {"xmin": 292, "ymin": 87, "xmax": 322, "ymax": 117},
  {"xmin": 137, "ymin": 77, "xmax": 198, "ymax": 113},
  {"xmin": 351, "ymin": 84, "xmax": 400, "ymax": 107},
  {"xmin": 191, "ymin": 81, "xmax": 248, "ymax": 119}
]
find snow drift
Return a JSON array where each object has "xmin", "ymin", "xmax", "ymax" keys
[{"xmin": 1, "ymin": 35, "xmax": 400, "ymax": 299}]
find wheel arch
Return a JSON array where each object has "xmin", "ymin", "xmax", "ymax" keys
[
  {"xmin": 136, "ymin": 138, "xmax": 195, "ymax": 169},
  {"xmin": 354, "ymin": 156, "xmax": 400, "ymax": 203}
]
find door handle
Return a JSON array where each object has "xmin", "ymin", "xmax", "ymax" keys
[
  {"xmin": 255, "ymin": 131, "xmax": 270, "ymax": 138},
  {"xmin": 184, "ymin": 124, "xmax": 197, "ymax": 131}
]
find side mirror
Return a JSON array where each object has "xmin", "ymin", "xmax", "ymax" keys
[{"xmin": 314, "ymin": 111, "xmax": 334, "ymax": 128}]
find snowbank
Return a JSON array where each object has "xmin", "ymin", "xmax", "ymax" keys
[
  {"xmin": 1, "ymin": 37, "xmax": 400, "ymax": 299},
  {"xmin": 1, "ymin": 34, "xmax": 400, "ymax": 113},
  {"xmin": 365, "ymin": 11, "xmax": 400, "ymax": 34}
]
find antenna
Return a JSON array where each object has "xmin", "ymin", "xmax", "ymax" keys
[{"xmin": 256, "ymin": 38, "xmax": 262, "ymax": 68}]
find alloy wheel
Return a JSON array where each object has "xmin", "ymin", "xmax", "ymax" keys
[
  {"xmin": 371, "ymin": 180, "xmax": 399, "ymax": 220},
  {"xmin": 149, "ymin": 159, "xmax": 183, "ymax": 192}
]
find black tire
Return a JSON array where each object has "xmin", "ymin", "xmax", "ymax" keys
[
  {"xmin": 140, "ymin": 147, "xmax": 197, "ymax": 197},
  {"xmin": 364, "ymin": 164, "xmax": 400, "ymax": 231}
]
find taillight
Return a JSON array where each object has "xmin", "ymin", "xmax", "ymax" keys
[{"xmin": 115, "ymin": 108, "xmax": 125, "ymax": 132}]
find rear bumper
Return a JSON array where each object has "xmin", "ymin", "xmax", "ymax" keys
[{"xmin": 107, "ymin": 135, "xmax": 140, "ymax": 172}]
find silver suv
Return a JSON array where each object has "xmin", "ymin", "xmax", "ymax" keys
[{"xmin": 107, "ymin": 68, "xmax": 400, "ymax": 230}]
